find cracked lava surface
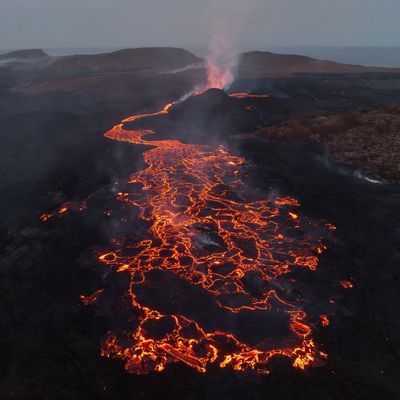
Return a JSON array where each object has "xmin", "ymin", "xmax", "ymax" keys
[{"xmin": 43, "ymin": 93, "xmax": 335, "ymax": 375}]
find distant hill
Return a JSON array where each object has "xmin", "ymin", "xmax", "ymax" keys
[
  {"xmin": 0, "ymin": 49, "xmax": 49, "ymax": 62},
  {"xmin": 13, "ymin": 48, "xmax": 400, "ymax": 99},
  {"xmin": 5, "ymin": 47, "xmax": 400, "ymax": 78},
  {"xmin": 42, "ymin": 47, "xmax": 202, "ymax": 74},
  {"xmin": 0, "ymin": 49, "xmax": 50, "ymax": 69},
  {"xmin": 239, "ymin": 51, "xmax": 400, "ymax": 77}
]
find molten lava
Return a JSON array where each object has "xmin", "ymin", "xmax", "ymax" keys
[
  {"xmin": 80, "ymin": 289, "xmax": 105, "ymax": 306},
  {"xmin": 40, "ymin": 200, "xmax": 87, "ymax": 222},
  {"xmin": 39, "ymin": 86, "xmax": 335, "ymax": 375},
  {"xmin": 230, "ymin": 93, "xmax": 269, "ymax": 99},
  {"xmin": 340, "ymin": 280, "xmax": 354, "ymax": 289},
  {"xmin": 320, "ymin": 315, "xmax": 330, "ymax": 327},
  {"xmin": 90, "ymin": 96, "xmax": 335, "ymax": 375}
]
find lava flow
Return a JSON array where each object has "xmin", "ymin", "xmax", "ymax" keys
[{"xmin": 90, "ymin": 92, "xmax": 335, "ymax": 376}]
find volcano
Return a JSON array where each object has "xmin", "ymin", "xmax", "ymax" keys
[{"xmin": 2, "ymin": 47, "xmax": 400, "ymax": 400}]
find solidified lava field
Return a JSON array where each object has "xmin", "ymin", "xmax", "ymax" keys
[{"xmin": 1, "ymin": 49, "xmax": 400, "ymax": 400}]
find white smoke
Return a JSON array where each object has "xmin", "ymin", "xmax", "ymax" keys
[{"xmin": 204, "ymin": 0, "xmax": 265, "ymax": 90}]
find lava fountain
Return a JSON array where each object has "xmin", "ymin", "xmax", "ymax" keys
[{"xmin": 204, "ymin": 34, "xmax": 237, "ymax": 90}]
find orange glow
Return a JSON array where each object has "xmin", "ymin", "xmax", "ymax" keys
[
  {"xmin": 91, "ymin": 99, "xmax": 336, "ymax": 375},
  {"xmin": 340, "ymin": 280, "xmax": 354, "ymax": 289},
  {"xmin": 40, "ymin": 202, "xmax": 71, "ymax": 222},
  {"xmin": 320, "ymin": 315, "xmax": 330, "ymax": 327},
  {"xmin": 40, "ymin": 200, "xmax": 88, "ymax": 222},
  {"xmin": 230, "ymin": 93, "xmax": 269, "ymax": 99},
  {"xmin": 80, "ymin": 289, "xmax": 105, "ymax": 306},
  {"xmin": 203, "ymin": 59, "xmax": 234, "ymax": 90}
]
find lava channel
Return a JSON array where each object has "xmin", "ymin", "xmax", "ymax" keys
[{"xmin": 90, "ymin": 93, "xmax": 335, "ymax": 376}]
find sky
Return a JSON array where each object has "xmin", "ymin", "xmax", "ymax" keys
[{"xmin": 1, "ymin": 0, "xmax": 400, "ymax": 51}]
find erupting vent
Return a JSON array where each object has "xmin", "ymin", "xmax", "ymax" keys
[{"xmin": 90, "ymin": 94, "xmax": 335, "ymax": 375}]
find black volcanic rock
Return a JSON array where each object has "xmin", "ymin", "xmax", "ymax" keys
[
  {"xmin": 171, "ymin": 88, "xmax": 237, "ymax": 116},
  {"xmin": 258, "ymin": 104, "xmax": 400, "ymax": 184},
  {"xmin": 164, "ymin": 89, "xmax": 246, "ymax": 142},
  {"xmin": 127, "ymin": 89, "xmax": 248, "ymax": 144},
  {"xmin": 43, "ymin": 47, "xmax": 202, "ymax": 74}
]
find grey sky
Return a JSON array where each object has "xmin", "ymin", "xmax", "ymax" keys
[{"xmin": 1, "ymin": 0, "xmax": 400, "ymax": 50}]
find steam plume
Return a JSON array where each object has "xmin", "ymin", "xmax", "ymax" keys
[{"xmin": 204, "ymin": 0, "xmax": 264, "ymax": 90}]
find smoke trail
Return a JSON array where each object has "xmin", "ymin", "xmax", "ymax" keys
[{"xmin": 204, "ymin": 0, "xmax": 264, "ymax": 90}]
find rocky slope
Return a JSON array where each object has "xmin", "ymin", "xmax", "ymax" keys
[{"xmin": 257, "ymin": 105, "xmax": 400, "ymax": 184}]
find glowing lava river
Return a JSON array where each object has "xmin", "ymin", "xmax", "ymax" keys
[{"xmin": 45, "ymin": 91, "xmax": 335, "ymax": 375}]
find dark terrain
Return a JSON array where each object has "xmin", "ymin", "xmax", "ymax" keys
[{"xmin": 1, "ymin": 48, "xmax": 400, "ymax": 400}]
